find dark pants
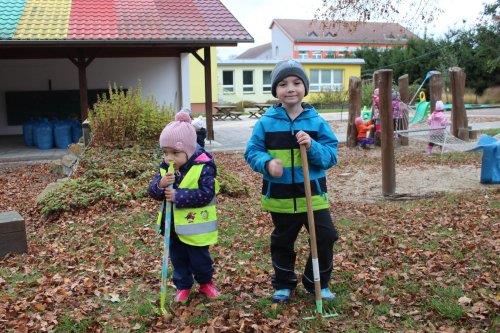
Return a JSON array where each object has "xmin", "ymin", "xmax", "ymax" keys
[
  {"xmin": 169, "ymin": 233, "xmax": 214, "ymax": 290},
  {"xmin": 270, "ymin": 209, "xmax": 338, "ymax": 292}
]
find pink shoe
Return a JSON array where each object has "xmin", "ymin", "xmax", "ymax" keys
[
  {"xmin": 199, "ymin": 282, "xmax": 220, "ymax": 299},
  {"xmin": 174, "ymin": 289, "xmax": 190, "ymax": 303}
]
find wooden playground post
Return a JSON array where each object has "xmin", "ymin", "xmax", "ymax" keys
[
  {"xmin": 373, "ymin": 70, "xmax": 380, "ymax": 90},
  {"xmin": 379, "ymin": 69, "xmax": 396, "ymax": 197},
  {"xmin": 449, "ymin": 67, "xmax": 469, "ymax": 140},
  {"xmin": 398, "ymin": 74, "xmax": 409, "ymax": 146},
  {"xmin": 429, "ymin": 71, "xmax": 443, "ymax": 112},
  {"xmin": 347, "ymin": 76, "xmax": 361, "ymax": 147}
]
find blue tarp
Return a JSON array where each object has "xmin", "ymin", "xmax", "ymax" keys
[{"xmin": 472, "ymin": 135, "xmax": 500, "ymax": 184}]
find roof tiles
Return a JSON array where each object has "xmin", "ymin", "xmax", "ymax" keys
[{"xmin": 0, "ymin": 0, "xmax": 253, "ymax": 43}]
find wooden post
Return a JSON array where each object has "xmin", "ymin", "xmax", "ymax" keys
[
  {"xmin": 379, "ymin": 69, "xmax": 395, "ymax": 197},
  {"xmin": 449, "ymin": 67, "xmax": 468, "ymax": 140},
  {"xmin": 204, "ymin": 47, "xmax": 214, "ymax": 140},
  {"xmin": 69, "ymin": 52, "xmax": 95, "ymax": 121},
  {"xmin": 0, "ymin": 211, "xmax": 27, "ymax": 257},
  {"xmin": 78, "ymin": 58, "xmax": 89, "ymax": 120},
  {"xmin": 398, "ymin": 74, "xmax": 409, "ymax": 146},
  {"xmin": 373, "ymin": 70, "xmax": 380, "ymax": 90},
  {"xmin": 347, "ymin": 76, "xmax": 361, "ymax": 147},
  {"xmin": 429, "ymin": 71, "xmax": 442, "ymax": 112}
]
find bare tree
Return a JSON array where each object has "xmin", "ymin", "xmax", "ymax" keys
[{"xmin": 315, "ymin": 0, "xmax": 442, "ymax": 31}]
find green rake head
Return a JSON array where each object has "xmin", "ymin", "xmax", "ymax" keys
[{"xmin": 303, "ymin": 299, "xmax": 338, "ymax": 320}]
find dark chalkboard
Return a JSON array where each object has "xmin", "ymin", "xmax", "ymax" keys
[{"xmin": 5, "ymin": 89, "xmax": 110, "ymax": 125}]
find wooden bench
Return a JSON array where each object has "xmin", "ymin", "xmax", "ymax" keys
[
  {"xmin": 0, "ymin": 211, "xmax": 27, "ymax": 257},
  {"xmin": 227, "ymin": 111, "xmax": 243, "ymax": 120}
]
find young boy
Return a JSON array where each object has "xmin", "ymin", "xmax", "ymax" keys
[{"xmin": 244, "ymin": 60, "xmax": 339, "ymax": 303}]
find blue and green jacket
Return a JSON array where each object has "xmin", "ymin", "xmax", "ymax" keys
[{"xmin": 244, "ymin": 103, "xmax": 338, "ymax": 213}]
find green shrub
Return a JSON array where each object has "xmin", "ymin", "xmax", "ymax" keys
[
  {"xmin": 233, "ymin": 100, "xmax": 257, "ymax": 112},
  {"xmin": 218, "ymin": 166, "xmax": 249, "ymax": 197},
  {"xmin": 361, "ymin": 83, "xmax": 373, "ymax": 107},
  {"xmin": 308, "ymin": 90, "xmax": 348, "ymax": 109},
  {"xmin": 89, "ymin": 83, "xmax": 173, "ymax": 147}
]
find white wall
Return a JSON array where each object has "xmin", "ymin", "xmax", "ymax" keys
[
  {"xmin": 271, "ymin": 26, "xmax": 293, "ymax": 59},
  {"xmin": 0, "ymin": 57, "xmax": 180, "ymax": 135}
]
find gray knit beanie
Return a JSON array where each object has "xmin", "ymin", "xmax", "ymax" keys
[{"xmin": 271, "ymin": 59, "xmax": 309, "ymax": 98}]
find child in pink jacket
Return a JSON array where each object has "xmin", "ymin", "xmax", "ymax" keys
[{"xmin": 427, "ymin": 100, "xmax": 447, "ymax": 154}]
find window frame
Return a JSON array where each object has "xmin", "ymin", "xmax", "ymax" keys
[
  {"xmin": 262, "ymin": 70, "xmax": 272, "ymax": 93},
  {"xmin": 242, "ymin": 70, "xmax": 254, "ymax": 93},
  {"xmin": 222, "ymin": 70, "xmax": 234, "ymax": 94},
  {"xmin": 309, "ymin": 69, "xmax": 344, "ymax": 92}
]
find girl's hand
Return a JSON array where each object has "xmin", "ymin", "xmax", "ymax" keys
[
  {"xmin": 164, "ymin": 188, "xmax": 176, "ymax": 202},
  {"xmin": 296, "ymin": 131, "xmax": 311, "ymax": 149},
  {"xmin": 267, "ymin": 159, "xmax": 283, "ymax": 178},
  {"xmin": 159, "ymin": 173, "xmax": 175, "ymax": 189}
]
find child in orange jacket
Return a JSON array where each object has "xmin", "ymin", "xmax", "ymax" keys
[{"xmin": 355, "ymin": 116, "xmax": 374, "ymax": 149}]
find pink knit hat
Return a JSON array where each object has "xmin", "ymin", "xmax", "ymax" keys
[
  {"xmin": 355, "ymin": 117, "xmax": 363, "ymax": 125},
  {"xmin": 159, "ymin": 112, "xmax": 197, "ymax": 158}
]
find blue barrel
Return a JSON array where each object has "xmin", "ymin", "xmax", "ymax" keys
[
  {"xmin": 71, "ymin": 120, "xmax": 83, "ymax": 143},
  {"xmin": 32, "ymin": 121, "xmax": 40, "ymax": 147},
  {"xmin": 22, "ymin": 120, "xmax": 35, "ymax": 146},
  {"xmin": 34, "ymin": 121, "xmax": 53, "ymax": 150},
  {"xmin": 53, "ymin": 121, "xmax": 72, "ymax": 149}
]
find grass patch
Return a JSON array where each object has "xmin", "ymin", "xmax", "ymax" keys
[
  {"xmin": 255, "ymin": 298, "xmax": 283, "ymax": 319},
  {"xmin": 55, "ymin": 315, "xmax": 94, "ymax": 333},
  {"xmin": 374, "ymin": 303, "xmax": 391, "ymax": 316},
  {"xmin": 337, "ymin": 217, "xmax": 354, "ymax": 228},
  {"xmin": 426, "ymin": 285, "xmax": 464, "ymax": 320}
]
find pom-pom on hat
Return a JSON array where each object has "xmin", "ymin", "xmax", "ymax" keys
[
  {"xmin": 271, "ymin": 59, "xmax": 309, "ymax": 98},
  {"xmin": 435, "ymin": 100, "xmax": 444, "ymax": 111},
  {"xmin": 159, "ymin": 112, "xmax": 197, "ymax": 158}
]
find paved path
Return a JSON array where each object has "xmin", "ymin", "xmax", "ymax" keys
[{"xmin": 205, "ymin": 108, "xmax": 500, "ymax": 152}]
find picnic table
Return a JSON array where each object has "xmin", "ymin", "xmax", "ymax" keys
[
  {"xmin": 249, "ymin": 103, "xmax": 273, "ymax": 118},
  {"xmin": 213, "ymin": 105, "xmax": 243, "ymax": 120}
]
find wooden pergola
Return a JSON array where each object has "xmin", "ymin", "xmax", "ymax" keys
[{"xmin": 0, "ymin": 41, "xmax": 244, "ymax": 140}]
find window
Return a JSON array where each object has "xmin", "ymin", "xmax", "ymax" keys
[
  {"xmin": 222, "ymin": 70, "xmax": 234, "ymax": 93},
  {"xmin": 242, "ymin": 70, "xmax": 254, "ymax": 93},
  {"xmin": 298, "ymin": 51, "xmax": 308, "ymax": 59},
  {"xmin": 312, "ymin": 51, "xmax": 322, "ymax": 59},
  {"xmin": 309, "ymin": 69, "xmax": 343, "ymax": 92},
  {"xmin": 262, "ymin": 70, "xmax": 272, "ymax": 93}
]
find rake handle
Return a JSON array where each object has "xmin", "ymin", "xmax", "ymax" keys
[{"xmin": 299, "ymin": 144, "xmax": 322, "ymax": 305}]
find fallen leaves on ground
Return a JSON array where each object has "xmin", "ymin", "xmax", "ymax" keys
[{"xmin": 0, "ymin": 146, "xmax": 498, "ymax": 332}]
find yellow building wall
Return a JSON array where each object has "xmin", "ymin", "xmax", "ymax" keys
[
  {"xmin": 217, "ymin": 64, "xmax": 276, "ymax": 104},
  {"xmin": 189, "ymin": 47, "xmax": 218, "ymax": 104},
  {"xmin": 217, "ymin": 63, "xmax": 362, "ymax": 104}
]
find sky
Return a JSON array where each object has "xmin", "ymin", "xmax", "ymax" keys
[{"xmin": 217, "ymin": 0, "xmax": 491, "ymax": 60}]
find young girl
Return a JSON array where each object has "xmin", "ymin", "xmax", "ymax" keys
[
  {"xmin": 244, "ymin": 60, "xmax": 339, "ymax": 303},
  {"xmin": 149, "ymin": 112, "xmax": 220, "ymax": 303},
  {"xmin": 427, "ymin": 100, "xmax": 448, "ymax": 154}
]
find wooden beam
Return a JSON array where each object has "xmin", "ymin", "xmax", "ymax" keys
[
  {"xmin": 191, "ymin": 51, "xmax": 205, "ymax": 66},
  {"xmin": 379, "ymin": 69, "xmax": 395, "ymax": 197},
  {"xmin": 347, "ymin": 76, "xmax": 361, "ymax": 148},
  {"xmin": 203, "ymin": 47, "xmax": 214, "ymax": 140}
]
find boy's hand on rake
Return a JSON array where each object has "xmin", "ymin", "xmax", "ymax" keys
[
  {"xmin": 296, "ymin": 131, "xmax": 311, "ymax": 150},
  {"xmin": 267, "ymin": 159, "xmax": 283, "ymax": 178}
]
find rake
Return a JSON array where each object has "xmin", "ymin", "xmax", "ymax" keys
[
  {"xmin": 159, "ymin": 162, "xmax": 175, "ymax": 315},
  {"xmin": 299, "ymin": 144, "xmax": 338, "ymax": 320}
]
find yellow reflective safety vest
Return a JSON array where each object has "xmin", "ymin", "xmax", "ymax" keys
[{"xmin": 156, "ymin": 164, "xmax": 219, "ymax": 246}]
